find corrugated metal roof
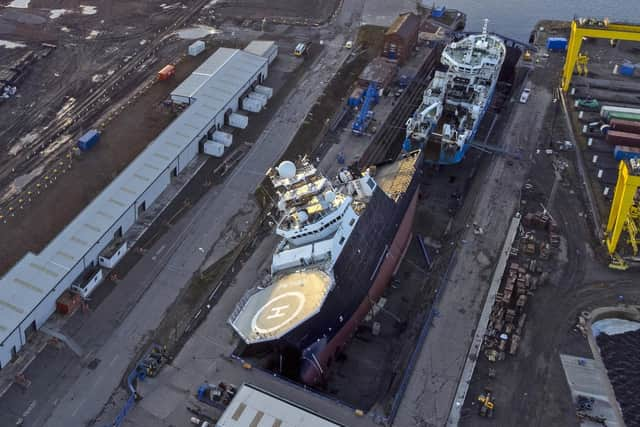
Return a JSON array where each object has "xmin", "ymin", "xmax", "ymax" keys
[
  {"xmin": 171, "ymin": 48, "xmax": 267, "ymax": 102},
  {"xmin": 0, "ymin": 47, "xmax": 270, "ymax": 346},
  {"xmin": 244, "ymin": 40, "xmax": 276, "ymax": 58},
  {"xmin": 218, "ymin": 384, "xmax": 344, "ymax": 427}
]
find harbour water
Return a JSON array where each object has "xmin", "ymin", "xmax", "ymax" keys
[{"xmin": 441, "ymin": 0, "xmax": 640, "ymax": 42}]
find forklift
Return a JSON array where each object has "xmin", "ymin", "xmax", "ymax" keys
[{"xmin": 477, "ymin": 388, "xmax": 495, "ymax": 418}]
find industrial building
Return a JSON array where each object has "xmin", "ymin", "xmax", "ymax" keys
[
  {"xmin": 216, "ymin": 384, "xmax": 344, "ymax": 427},
  {"xmin": 0, "ymin": 41, "xmax": 277, "ymax": 369},
  {"xmin": 383, "ymin": 12, "xmax": 420, "ymax": 64}
]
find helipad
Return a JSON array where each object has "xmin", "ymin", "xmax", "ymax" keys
[{"xmin": 230, "ymin": 269, "xmax": 333, "ymax": 343}]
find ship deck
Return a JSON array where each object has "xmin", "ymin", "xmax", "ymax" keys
[
  {"xmin": 230, "ymin": 269, "xmax": 334, "ymax": 344},
  {"xmin": 374, "ymin": 151, "xmax": 421, "ymax": 201}
]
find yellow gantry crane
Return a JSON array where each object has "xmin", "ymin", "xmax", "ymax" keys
[
  {"xmin": 561, "ymin": 18, "xmax": 640, "ymax": 92},
  {"xmin": 575, "ymin": 53, "xmax": 589, "ymax": 76},
  {"xmin": 605, "ymin": 159, "xmax": 640, "ymax": 270}
]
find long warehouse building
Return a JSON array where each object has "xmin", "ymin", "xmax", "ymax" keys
[{"xmin": 0, "ymin": 41, "xmax": 277, "ymax": 368}]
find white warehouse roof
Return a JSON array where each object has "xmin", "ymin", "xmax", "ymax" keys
[
  {"xmin": 0, "ymin": 45, "xmax": 273, "ymax": 348},
  {"xmin": 171, "ymin": 47, "xmax": 267, "ymax": 103},
  {"xmin": 217, "ymin": 384, "xmax": 344, "ymax": 427},
  {"xmin": 244, "ymin": 40, "xmax": 277, "ymax": 58}
]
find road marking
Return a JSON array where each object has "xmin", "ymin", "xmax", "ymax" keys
[
  {"xmin": 155, "ymin": 244, "xmax": 166, "ymax": 256},
  {"xmin": 22, "ymin": 400, "xmax": 37, "ymax": 417},
  {"xmin": 109, "ymin": 353, "xmax": 119, "ymax": 367},
  {"xmin": 71, "ymin": 398, "xmax": 86, "ymax": 417}
]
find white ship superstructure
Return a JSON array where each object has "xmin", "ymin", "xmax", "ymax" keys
[{"xmin": 405, "ymin": 20, "xmax": 506, "ymax": 164}]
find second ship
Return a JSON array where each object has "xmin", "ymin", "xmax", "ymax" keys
[{"xmin": 405, "ymin": 21, "xmax": 506, "ymax": 165}]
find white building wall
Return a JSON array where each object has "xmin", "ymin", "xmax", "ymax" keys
[
  {"xmin": 137, "ymin": 169, "xmax": 171, "ymax": 214},
  {"xmin": 56, "ymin": 260, "xmax": 84, "ymax": 291},
  {"xmin": 178, "ymin": 140, "xmax": 199, "ymax": 173},
  {"xmin": 0, "ymin": 329, "xmax": 21, "ymax": 367}
]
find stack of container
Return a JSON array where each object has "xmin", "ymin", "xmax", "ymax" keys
[{"xmin": 601, "ymin": 105, "xmax": 640, "ymax": 160}]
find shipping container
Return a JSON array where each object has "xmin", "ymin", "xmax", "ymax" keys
[
  {"xmin": 431, "ymin": 6, "xmax": 446, "ymax": 18},
  {"xmin": 614, "ymin": 145, "xmax": 640, "ymax": 161},
  {"xmin": 254, "ymin": 85, "xmax": 273, "ymax": 99},
  {"xmin": 248, "ymin": 91, "xmax": 268, "ymax": 105},
  {"xmin": 212, "ymin": 130, "xmax": 233, "ymax": 147},
  {"xmin": 188, "ymin": 40, "xmax": 205, "ymax": 56},
  {"xmin": 610, "ymin": 118, "xmax": 640, "ymax": 134},
  {"xmin": 56, "ymin": 291, "xmax": 82, "ymax": 315},
  {"xmin": 600, "ymin": 105, "xmax": 640, "ymax": 119},
  {"xmin": 546, "ymin": 37, "xmax": 568, "ymax": 51},
  {"xmin": 606, "ymin": 130, "xmax": 640, "ymax": 148},
  {"xmin": 203, "ymin": 141, "xmax": 224, "ymax": 157},
  {"xmin": 158, "ymin": 64, "xmax": 175, "ymax": 80},
  {"xmin": 242, "ymin": 97, "xmax": 262, "ymax": 113},
  {"xmin": 77, "ymin": 129, "xmax": 100, "ymax": 151},
  {"xmin": 619, "ymin": 63, "xmax": 635, "ymax": 77},
  {"xmin": 607, "ymin": 111, "xmax": 640, "ymax": 123},
  {"xmin": 229, "ymin": 112, "xmax": 248, "ymax": 129}
]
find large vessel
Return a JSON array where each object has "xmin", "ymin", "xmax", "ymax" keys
[
  {"xmin": 405, "ymin": 21, "xmax": 506, "ymax": 165},
  {"xmin": 229, "ymin": 150, "xmax": 422, "ymax": 385}
]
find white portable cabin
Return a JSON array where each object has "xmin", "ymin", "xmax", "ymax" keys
[
  {"xmin": 248, "ymin": 91, "xmax": 268, "ymax": 105},
  {"xmin": 71, "ymin": 269, "xmax": 104, "ymax": 299},
  {"xmin": 188, "ymin": 40, "xmax": 205, "ymax": 56},
  {"xmin": 242, "ymin": 97, "xmax": 262, "ymax": 113},
  {"xmin": 203, "ymin": 141, "xmax": 225, "ymax": 157},
  {"xmin": 211, "ymin": 130, "xmax": 233, "ymax": 147},
  {"xmin": 229, "ymin": 112, "xmax": 249, "ymax": 129},
  {"xmin": 99, "ymin": 240, "xmax": 128, "ymax": 269},
  {"xmin": 254, "ymin": 85, "xmax": 273, "ymax": 99}
]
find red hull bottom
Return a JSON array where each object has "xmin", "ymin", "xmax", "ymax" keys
[{"xmin": 300, "ymin": 188, "xmax": 420, "ymax": 385}]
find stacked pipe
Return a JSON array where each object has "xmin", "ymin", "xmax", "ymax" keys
[{"xmin": 601, "ymin": 105, "xmax": 640, "ymax": 160}]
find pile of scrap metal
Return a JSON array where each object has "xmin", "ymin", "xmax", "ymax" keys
[
  {"xmin": 484, "ymin": 208, "xmax": 562, "ymax": 362},
  {"xmin": 135, "ymin": 344, "xmax": 169, "ymax": 378},
  {"xmin": 196, "ymin": 381, "xmax": 237, "ymax": 409},
  {"xmin": 484, "ymin": 262, "xmax": 531, "ymax": 361}
]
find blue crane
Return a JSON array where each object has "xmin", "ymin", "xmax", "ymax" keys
[{"xmin": 352, "ymin": 82, "xmax": 379, "ymax": 135}]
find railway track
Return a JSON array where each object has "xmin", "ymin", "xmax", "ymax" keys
[
  {"xmin": 0, "ymin": 0, "xmax": 213, "ymax": 212},
  {"xmin": 358, "ymin": 44, "xmax": 443, "ymax": 167}
]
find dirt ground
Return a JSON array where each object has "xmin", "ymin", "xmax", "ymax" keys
[
  {"xmin": 213, "ymin": 0, "xmax": 340, "ymax": 23},
  {"xmin": 0, "ymin": 40, "xmax": 212, "ymax": 273},
  {"xmin": 0, "ymin": 0, "xmax": 339, "ymax": 274}
]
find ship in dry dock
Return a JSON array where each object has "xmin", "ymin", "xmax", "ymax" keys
[
  {"xmin": 229, "ymin": 150, "xmax": 422, "ymax": 385},
  {"xmin": 404, "ymin": 21, "xmax": 506, "ymax": 164}
]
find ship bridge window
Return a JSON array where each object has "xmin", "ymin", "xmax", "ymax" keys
[{"xmin": 367, "ymin": 178, "xmax": 375, "ymax": 189}]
